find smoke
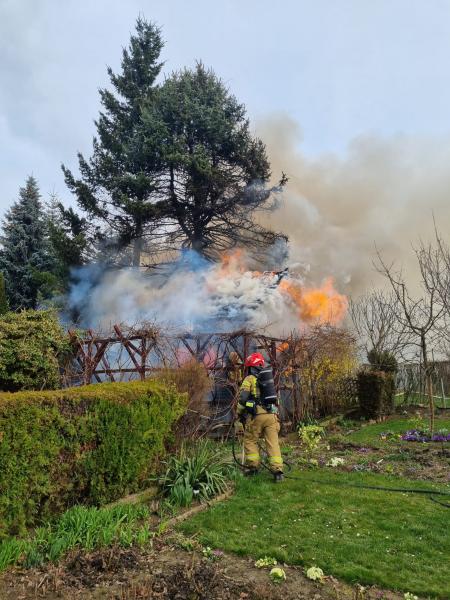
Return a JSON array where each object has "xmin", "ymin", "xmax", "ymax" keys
[
  {"xmin": 257, "ymin": 114, "xmax": 450, "ymax": 295},
  {"xmin": 69, "ymin": 249, "xmax": 346, "ymax": 336},
  {"xmin": 68, "ymin": 114, "xmax": 450, "ymax": 332}
]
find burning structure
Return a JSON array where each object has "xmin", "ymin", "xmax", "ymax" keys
[
  {"xmin": 69, "ymin": 248, "xmax": 348, "ymax": 335},
  {"xmin": 66, "ymin": 248, "xmax": 354, "ymax": 429}
]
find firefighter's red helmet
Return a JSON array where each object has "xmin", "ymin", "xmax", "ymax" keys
[{"xmin": 244, "ymin": 352, "xmax": 265, "ymax": 368}]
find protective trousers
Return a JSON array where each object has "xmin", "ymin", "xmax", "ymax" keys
[{"xmin": 244, "ymin": 413, "xmax": 283, "ymax": 473}]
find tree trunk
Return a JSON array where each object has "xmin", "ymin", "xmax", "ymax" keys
[
  {"xmin": 421, "ymin": 332, "xmax": 435, "ymax": 435},
  {"xmin": 132, "ymin": 229, "xmax": 143, "ymax": 267}
]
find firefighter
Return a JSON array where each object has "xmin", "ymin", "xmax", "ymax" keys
[
  {"xmin": 227, "ymin": 351, "xmax": 243, "ymax": 385},
  {"xmin": 235, "ymin": 352, "xmax": 284, "ymax": 482}
]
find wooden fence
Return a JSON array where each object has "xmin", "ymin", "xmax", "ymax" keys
[{"xmin": 64, "ymin": 326, "xmax": 305, "ymax": 427}]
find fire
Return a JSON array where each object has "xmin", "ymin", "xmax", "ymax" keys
[
  {"xmin": 210, "ymin": 248, "xmax": 348, "ymax": 328},
  {"xmin": 218, "ymin": 249, "xmax": 247, "ymax": 276},
  {"xmin": 279, "ymin": 277, "xmax": 348, "ymax": 325},
  {"xmin": 175, "ymin": 346, "xmax": 216, "ymax": 368}
]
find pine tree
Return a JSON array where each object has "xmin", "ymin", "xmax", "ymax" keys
[
  {"xmin": 0, "ymin": 273, "xmax": 9, "ymax": 315},
  {"xmin": 46, "ymin": 193, "xmax": 91, "ymax": 289},
  {"xmin": 150, "ymin": 63, "xmax": 286, "ymax": 259},
  {"xmin": 0, "ymin": 176, "xmax": 56, "ymax": 309},
  {"xmin": 62, "ymin": 17, "xmax": 166, "ymax": 266}
]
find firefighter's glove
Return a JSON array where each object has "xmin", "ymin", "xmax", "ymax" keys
[{"xmin": 234, "ymin": 420, "xmax": 244, "ymax": 435}]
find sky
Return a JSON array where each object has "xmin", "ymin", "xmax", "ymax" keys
[{"xmin": 2, "ymin": 0, "xmax": 450, "ymax": 213}]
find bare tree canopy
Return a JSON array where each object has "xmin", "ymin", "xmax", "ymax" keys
[
  {"xmin": 375, "ymin": 243, "xmax": 447, "ymax": 433},
  {"xmin": 349, "ymin": 290, "xmax": 411, "ymax": 360}
]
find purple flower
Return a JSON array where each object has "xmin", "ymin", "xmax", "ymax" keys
[{"xmin": 401, "ymin": 429, "xmax": 450, "ymax": 443}]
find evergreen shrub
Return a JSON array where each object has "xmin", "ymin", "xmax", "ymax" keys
[
  {"xmin": 357, "ymin": 369, "xmax": 395, "ymax": 419},
  {"xmin": 367, "ymin": 348, "xmax": 398, "ymax": 374},
  {"xmin": 0, "ymin": 310, "xmax": 70, "ymax": 391},
  {"xmin": 0, "ymin": 380, "xmax": 187, "ymax": 537}
]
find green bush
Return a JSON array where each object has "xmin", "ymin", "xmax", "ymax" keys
[
  {"xmin": 0, "ymin": 310, "xmax": 70, "ymax": 391},
  {"xmin": 367, "ymin": 348, "xmax": 398, "ymax": 374},
  {"xmin": 0, "ymin": 380, "xmax": 187, "ymax": 538},
  {"xmin": 357, "ymin": 369, "xmax": 395, "ymax": 419}
]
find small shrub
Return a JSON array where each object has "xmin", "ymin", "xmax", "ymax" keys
[
  {"xmin": 202, "ymin": 545, "xmax": 223, "ymax": 561},
  {"xmin": 270, "ymin": 567, "xmax": 286, "ymax": 583},
  {"xmin": 0, "ymin": 310, "xmax": 70, "ymax": 391},
  {"xmin": 367, "ymin": 349, "xmax": 398, "ymax": 373},
  {"xmin": 326, "ymin": 457, "xmax": 345, "ymax": 467},
  {"xmin": 158, "ymin": 441, "xmax": 230, "ymax": 507},
  {"xmin": 306, "ymin": 565, "xmax": 324, "ymax": 581},
  {"xmin": 255, "ymin": 556, "xmax": 278, "ymax": 568},
  {"xmin": 298, "ymin": 424, "xmax": 325, "ymax": 458},
  {"xmin": 357, "ymin": 369, "xmax": 395, "ymax": 419}
]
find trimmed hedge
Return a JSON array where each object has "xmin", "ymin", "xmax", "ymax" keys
[
  {"xmin": 357, "ymin": 369, "xmax": 395, "ymax": 419},
  {"xmin": 0, "ymin": 380, "xmax": 187, "ymax": 538}
]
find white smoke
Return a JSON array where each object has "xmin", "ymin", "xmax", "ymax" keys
[{"xmin": 70, "ymin": 250, "xmax": 296, "ymax": 334}]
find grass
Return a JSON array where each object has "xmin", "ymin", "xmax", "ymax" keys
[
  {"xmin": 0, "ymin": 503, "xmax": 152, "ymax": 572},
  {"xmin": 179, "ymin": 469, "xmax": 450, "ymax": 598},
  {"xmin": 396, "ymin": 392, "xmax": 449, "ymax": 409},
  {"xmin": 346, "ymin": 416, "xmax": 450, "ymax": 446}
]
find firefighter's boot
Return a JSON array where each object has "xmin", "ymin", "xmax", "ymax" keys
[
  {"xmin": 273, "ymin": 471, "xmax": 284, "ymax": 483},
  {"xmin": 244, "ymin": 467, "xmax": 259, "ymax": 477}
]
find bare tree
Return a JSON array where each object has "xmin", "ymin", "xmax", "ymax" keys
[
  {"xmin": 376, "ymin": 248, "xmax": 445, "ymax": 433},
  {"xmin": 416, "ymin": 228, "xmax": 450, "ymax": 354},
  {"xmin": 349, "ymin": 290, "xmax": 411, "ymax": 360}
]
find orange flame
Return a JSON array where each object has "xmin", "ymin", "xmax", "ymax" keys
[
  {"xmin": 218, "ymin": 249, "xmax": 246, "ymax": 275},
  {"xmin": 277, "ymin": 341, "xmax": 290, "ymax": 352},
  {"xmin": 215, "ymin": 249, "xmax": 348, "ymax": 327},
  {"xmin": 279, "ymin": 277, "xmax": 348, "ymax": 325}
]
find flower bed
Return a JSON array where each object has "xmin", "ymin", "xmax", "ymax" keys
[{"xmin": 401, "ymin": 429, "xmax": 450, "ymax": 442}]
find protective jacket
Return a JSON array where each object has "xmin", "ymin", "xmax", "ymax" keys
[
  {"xmin": 238, "ymin": 369, "xmax": 283, "ymax": 473},
  {"xmin": 238, "ymin": 366, "xmax": 278, "ymax": 416}
]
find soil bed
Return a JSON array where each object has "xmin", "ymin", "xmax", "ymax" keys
[{"xmin": 0, "ymin": 539, "xmax": 405, "ymax": 600}]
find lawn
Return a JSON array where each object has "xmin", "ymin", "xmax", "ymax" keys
[
  {"xmin": 345, "ymin": 415, "xmax": 450, "ymax": 446},
  {"xmin": 396, "ymin": 392, "xmax": 449, "ymax": 409},
  {"xmin": 179, "ymin": 469, "xmax": 450, "ymax": 598}
]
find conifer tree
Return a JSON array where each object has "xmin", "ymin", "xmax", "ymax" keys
[
  {"xmin": 46, "ymin": 193, "xmax": 91, "ymax": 288},
  {"xmin": 62, "ymin": 17, "xmax": 166, "ymax": 266},
  {"xmin": 0, "ymin": 273, "xmax": 9, "ymax": 315},
  {"xmin": 148, "ymin": 63, "xmax": 286, "ymax": 259},
  {"xmin": 0, "ymin": 177, "xmax": 56, "ymax": 309}
]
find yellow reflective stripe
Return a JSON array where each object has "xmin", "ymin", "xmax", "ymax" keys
[
  {"xmin": 246, "ymin": 453, "xmax": 260, "ymax": 459},
  {"xmin": 241, "ymin": 378, "xmax": 252, "ymax": 391},
  {"xmin": 269, "ymin": 456, "xmax": 283, "ymax": 464},
  {"xmin": 240, "ymin": 375, "xmax": 259, "ymax": 397}
]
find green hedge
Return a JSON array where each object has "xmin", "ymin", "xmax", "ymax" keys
[
  {"xmin": 357, "ymin": 369, "xmax": 395, "ymax": 419},
  {"xmin": 0, "ymin": 380, "xmax": 187, "ymax": 538}
]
